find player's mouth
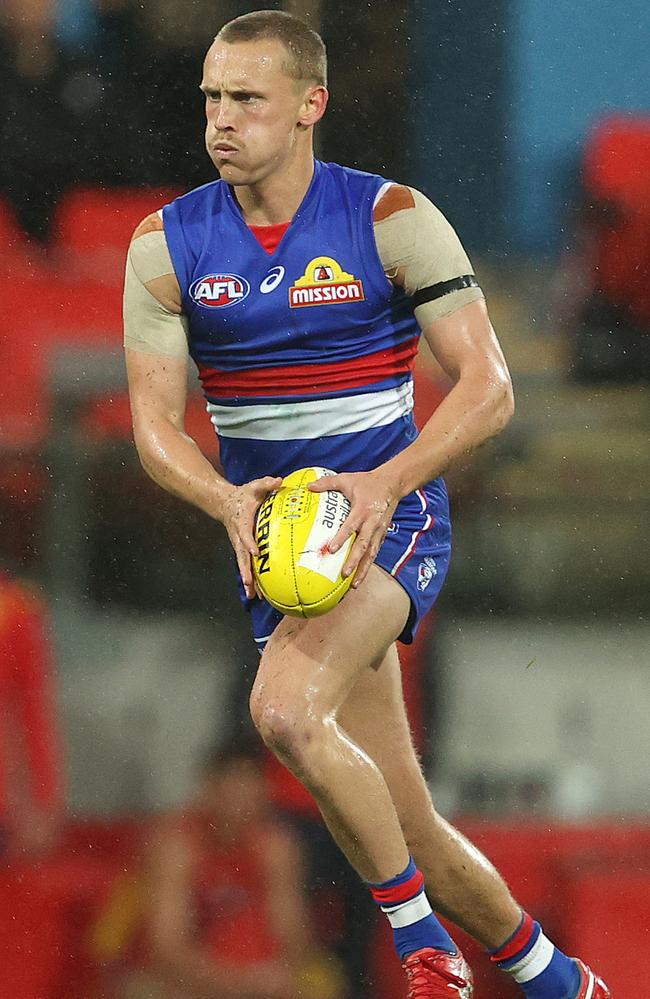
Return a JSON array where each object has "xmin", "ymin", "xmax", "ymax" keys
[{"xmin": 213, "ymin": 142, "xmax": 239, "ymax": 158}]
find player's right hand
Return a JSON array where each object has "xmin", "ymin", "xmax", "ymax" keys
[{"xmin": 220, "ymin": 477, "xmax": 282, "ymax": 599}]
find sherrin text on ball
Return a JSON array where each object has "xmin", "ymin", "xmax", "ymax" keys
[{"xmin": 253, "ymin": 466, "xmax": 357, "ymax": 617}]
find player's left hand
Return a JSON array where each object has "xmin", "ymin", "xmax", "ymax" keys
[{"xmin": 309, "ymin": 469, "xmax": 402, "ymax": 587}]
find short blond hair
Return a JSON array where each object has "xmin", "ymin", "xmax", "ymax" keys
[{"xmin": 216, "ymin": 9, "xmax": 327, "ymax": 87}]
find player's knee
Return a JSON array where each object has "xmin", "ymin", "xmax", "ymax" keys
[
  {"xmin": 250, "ymin": 693, "xmax": 327, "ymax": 770},
  {"xmin": 250, "ymin": 694, "xmax": 288, "ymax": 750}
]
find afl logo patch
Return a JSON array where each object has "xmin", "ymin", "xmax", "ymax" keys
[{"xmin": 190, "ymin": 274, "xmax": 250, "ymax": 309}]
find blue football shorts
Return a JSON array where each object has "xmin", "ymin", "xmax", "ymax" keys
[{"xmin": 246, "ymin": 477, "xmax": 452, "ymax": 653}]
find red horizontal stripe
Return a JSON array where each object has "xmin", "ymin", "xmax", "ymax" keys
[
  {"xmin": 370, "ymin": 869, "xmax": 425, "ymax": 906},
  {"xmin": 197, "ymin": 336, "xmax": 418, "ymax": 399},
  {"xmin": 490, "ymin": 912, "xmax": 535, "ymax": 963}
]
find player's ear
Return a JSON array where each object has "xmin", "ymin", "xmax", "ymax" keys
[{"xmin": 298, "ymin": 84, "xmax": 328, "ymax": 128}]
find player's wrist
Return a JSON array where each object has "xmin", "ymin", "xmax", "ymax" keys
[
  {"xmin": 375, "ymin": 458, "xmax": 414, "ymax": 502},
  {"xmin": 208, "ymin": 479, "xmax": 238, "ymax": 523}
]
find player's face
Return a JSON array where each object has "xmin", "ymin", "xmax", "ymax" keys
[{"xmin": 201, "ymin": 39, "xmax": 316, "ymax": 185}]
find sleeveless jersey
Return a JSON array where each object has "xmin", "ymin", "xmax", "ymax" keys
[{"xmin": 162, "ymin": 160, "xmax": 422, "ymax": 485}]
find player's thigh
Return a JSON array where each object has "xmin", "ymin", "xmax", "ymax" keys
[
  {"xmin": 251, "ymin": 564, "xmax": 410, "ymax": 722},
  {"xmin": 338, "ymin": 645, "xmax": 434, "ymax": 830}
]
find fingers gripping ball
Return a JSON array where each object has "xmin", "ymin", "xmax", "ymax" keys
[{"xmin": 253, "ymin": 467, "xmax": 357, "ymax": 618}]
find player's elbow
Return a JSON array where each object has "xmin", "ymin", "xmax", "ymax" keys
[{"xmin": 482, "ymin": 365, "xmax": 514, "ymax": 438}]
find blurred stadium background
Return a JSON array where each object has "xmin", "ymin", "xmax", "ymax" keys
[{"xmin": 0, "ymin": 0, "xmax": 648, "ymax": 996}]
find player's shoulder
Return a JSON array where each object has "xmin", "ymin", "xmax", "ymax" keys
[
  {"xmin": 372, "ymin": 183, "xmax": 459, "ymax": 241},
  {"xmin": 323, "ymin": 160, "xmax": 383, "ymax": 182},
  {"xmin": 130, "ymin": 179, "xmax": 225, "ymax": 244},
  {"xmin": 131, "ymin": 211, "xmax": 165, "ymax": 242},
  {"xmin": 321, "ymin": 159, "xmax": 392, "ymax": 199},
  {"xmin": 165, "ymin": 177, "xmax": 224, "ymax": 211},
  {"xmin": 163, "ymin": 178, "xmax": 227, "ymax": 224},
  {"xmin": 373, "ymin": 183, "xmax": 417, "ymax": 222}
]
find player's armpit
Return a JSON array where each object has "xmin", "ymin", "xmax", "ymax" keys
[
  {"xmin": 373, "ymin": 184, "xmax": 485, "ymax": 325},
  {"xmin": 123, "ymin": 249, "xmax": 189, "ymax": 359}
]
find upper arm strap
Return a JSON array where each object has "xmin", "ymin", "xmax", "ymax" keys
[
  {"xmin": 373, "ymin": 185, "xmax": 485, "ymax": 325},
  {"xmin": 412, "ymin": 274, "xmax": 480, "ymax": 309}
]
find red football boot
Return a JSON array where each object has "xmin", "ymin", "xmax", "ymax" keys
[
  {"xmin": 574, "ymin": 959, "xmax": 612, "ymax": 998},
  {"xmin": 402, "ymin": 948, "xmax": 473, "ymax": 998}
]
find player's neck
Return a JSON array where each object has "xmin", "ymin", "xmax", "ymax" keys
[{"xmin": 233, "ymin": 151, "xmax": 315, "ymax": 226}]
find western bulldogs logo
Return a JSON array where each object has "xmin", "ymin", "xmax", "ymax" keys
[
  {"xmin": 417, "ymin": 556, "xmax": 438, "ymax": 592},
  {"xmin": 190, "ymin": 273, "xmax": 250, "ymax": 309}
]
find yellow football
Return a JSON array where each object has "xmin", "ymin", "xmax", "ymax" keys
[{"xmin": 252, "ymin": 466, "xmax": 357, "ymax": 618}]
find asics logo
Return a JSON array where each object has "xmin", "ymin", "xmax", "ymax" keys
[{"xmin": 260, "ymin": 266, "xmax": 285, "ymax": 294}]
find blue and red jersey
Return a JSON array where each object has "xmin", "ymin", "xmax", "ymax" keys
[
  {"xmin": 162, "ymin": 160, "xmax": 422, "ymax": 484},
  {"xmin": 163, "ymin": 161, "xmax": 452, "ymax": 643}
]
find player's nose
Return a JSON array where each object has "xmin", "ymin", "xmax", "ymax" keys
[{"xmin": 215, "ymin": 97, "xmax": 235, "ymax": 129}]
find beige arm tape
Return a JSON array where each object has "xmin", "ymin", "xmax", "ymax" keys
[
  {"xmin": 373, "ymin": 186, "xmax": 484, "ymax": 326},
  {"xmin": 123, "ymin": 227, "xmax": 189, "ymax": 359}
]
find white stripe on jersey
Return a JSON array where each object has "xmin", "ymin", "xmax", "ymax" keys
[{"xmin": 206, "ymin": 380, "xmax": 414, "ymax": 441}]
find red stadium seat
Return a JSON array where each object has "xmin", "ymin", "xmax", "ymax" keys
[
  {"xmin": 0, "ymin": 271, "xmax": 123, "ymax": 446},
  {"xmin": 584, "ymin": 114, "xmax": 650, "ymax": 209},
  {"xmin": 54, "ymin": 186, "xmax": 182, "ymax": 253},
  {"xmin": 52, "ymin": 186, "xmax": 183, "ymax": 288},
  {"xmin": 0, "ymin": 196, "xmax": 28, "ymax": 254},
  {"xmin": 582, "ymin": 115, "xmax": 650, "ymax": 328},
  {"xmin": 0, "ymin": 196, "xmax": 38, "ymax": 276},
  {"xmin": 560, "ymin": 867, "xmax": 650, "ymax": 996}
]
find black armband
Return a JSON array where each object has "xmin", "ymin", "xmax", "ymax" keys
[{"xmin": 412, "ymin": 274, "xmax": 480, "ymax": 309}]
